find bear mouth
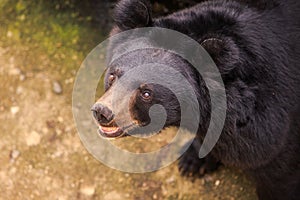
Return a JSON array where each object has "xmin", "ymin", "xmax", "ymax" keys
[
  {"xmin": 97, "ymin": 120, "xmax": 142, "ymax": 139},
  {"xmin": 98, "ymin": 125, "xmax": 125, "ymax": 139},
  {"xmin": 97, "ymin": 122, "xmax": 139, "ymax": 139}
]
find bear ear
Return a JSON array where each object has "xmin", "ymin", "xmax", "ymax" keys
[
  {"xmin": 201, "ymin": 38, "xmax": 225, "ymax": 59},
  {"xmin": 113, "ymin": 0, "xmax": 152, "ymax": 31},
  {"xmin": 201, "ymin": 37, "xmax": 239, "ymax": 74}
]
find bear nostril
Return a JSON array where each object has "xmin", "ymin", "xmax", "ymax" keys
[
  {"xmin": 92, "ymin": 109, "xmax": 99, "ymax": 120},
  {"xmin": 91, "ymin": 103, "xmax": 114, "ymax": 125}
]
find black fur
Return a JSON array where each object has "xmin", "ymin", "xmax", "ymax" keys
[
  {"xmin": 101, "ymin": 0, "xmax": 300, "ymax": 199},
  {"xmin": 113, "ymin": 0, "xmax": 152, "ymax": 30}
]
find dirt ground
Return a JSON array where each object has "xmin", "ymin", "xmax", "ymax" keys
[{"xmin": 0, "ymin": 1, "xmax": 256, "ymax": 199}]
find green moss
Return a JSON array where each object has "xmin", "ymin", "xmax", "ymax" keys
[{"xmin": 0, "ymin": 0, "xmax": 104, "ymax": 73}]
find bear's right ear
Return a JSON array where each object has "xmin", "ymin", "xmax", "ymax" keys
[
  {"xmin": 113, "ymin": 0, "xmax": 152, "ymax": 31},
  {"xmin": 201, "ymin": 38, "xmax": 224, "ymax": 60}
]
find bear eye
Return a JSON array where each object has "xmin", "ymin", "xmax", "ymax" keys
[
  {"xmin": 141, "ymin": 90, "xmax": 152, "ymax": 100},
  {"xmin": 108, "ymin": 74, "xmax": 116, "ymax": 85}
]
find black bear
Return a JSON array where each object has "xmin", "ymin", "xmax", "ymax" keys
[{"xmin": 91, "ymin": 0, "xmax": 300, "ymax": 199}]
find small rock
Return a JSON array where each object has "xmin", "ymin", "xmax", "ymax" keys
[
  {"xmin": 118, "ymin": 177, "xmax": 124, "ymax": 183},
  {"xmin": 57, "ymin": 116, "xmax": 64, "ymax": 123},
  {"xmin": 7, "ymin": 31, "xmax": 13, "ymax": 38},
  {"xmin": 42, "ymin": 127, "xmax": 49, "ymax": 134},
  {"xmin": 64, "ymin": 78, "xmax": 74, "ymax": 84},
  {"xmin": 166, "ymin": 176, "xmax": 175, "ymax": 183},
  {"xmin": 56, "ymin": 128, "xmax": 62, "ymax": 136},
  {"xmin": 215, "ymin": 180, "xmax": 221, "ymax": 186},
  {"xmin": 19, "ymin": 74, "xmax": 26, "ymax": 81},
  {"xmin": 9, "ymin": 68, "xmax": 21, "ymax": 75},
  {"xmin": 10, "ymin": 150, "xmax": 20, "ymax": 161},
  {"xmin": 51, "ymin": 151, "xmax": 63, "ymax": 159},
  {"xmin": 72, "ymin": 55, "xmax": 78, "ymax": 60},
  {"xmin": 16, "ymin": 87, "xmax": 23, "ymax": 95},
  {"xmin": 80, "ymin": 185, "xmax": 95, "ymax": 196},
  {"xmin": 161, "ymin": 186, "xmax": 168, "ymax": 196},
  {"xmin": 57, "ymin": 196, "xmax": 67, "ymax": 200},
  {"xmin": 19, "ymin": 14, "xmax": 26, "ymax": 21},
  {"xmin": 103, "ymin": 191, "xmax": 122, "ymax": 200},
  {"xmin": 52, "ymin": 81, "xmax": 62, "ymax": 94},
  {"xmin": 65, "ymin": 126, "xmax": 72, "ymax": 132},
  {"xmin": 26, "ymin": 131, "xmax": 41, "ymax": 146},
  {"xmin": 10, "ymin": 106, "xmax": 20, "ymax": 115}
]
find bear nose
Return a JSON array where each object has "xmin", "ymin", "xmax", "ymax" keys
[{"xmin": 91, "ymin": 103, "xmax": 114, "ymax": 125}]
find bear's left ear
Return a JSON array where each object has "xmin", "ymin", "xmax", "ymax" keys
[{"xmin": 113, "ymin": 0, "xmax": 152, "ymax": 31}]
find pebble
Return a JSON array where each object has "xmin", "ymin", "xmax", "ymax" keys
[
  {"xmin": 166, "ymin": 176, "xmax": 175, "ymax": 183},
  {"xmin": 8, "ymin": 68, "xmax": 21, "ymax": 75},
  {"xmin": 215, "ymin": 180, "xmax": 221, "ymax": 186},
  {"xmin": 57, "ymin": 116, "xmax": 64, "ymax": 123},
  {"xmin": 16, "ymin": 86, "xmax": 23, "ymax": 95},
  {"xmin": 103, "ymin": 191, "xmax": 122, "ymax": 200},
  {"xmin": 51, "ymin": 151, "xmax": 63, "ymax": 159},
  {"xmin": 10, "ymin": 106, "xmax": 20, "ymax": 115},
  {"xmin": 80, "ymin": 185, "xmax": 95, "ymax": 196},
  {"xmin": 57, "ymin": 196, "xmax": 67, "ymax": 200},
  {"xmin": 42, "ymin": 127, "xmax": 49, "ymax": 134},
  {"xmin": 65, "ymin": 126, "xmax": 72, "ymax": 132},
  {"xmin": 64, "ymin": 78, "xmax": 73, "ymax": 84},
  {"xmin": 56, "ymin": 128, "xmax": 62, "ymax": 136},
  {"xmin": 10, "ymin": 149, "xmax": 20, "ymax": 161},
  {"xmin": 52, "ymin": 81, "xmax": 62, "ymax": 94},
  {"xmin": 19, "ymin": 74, "xmax": 26, "ymax": 81},
  {"xmin": 72, "ymin": 55, "xmax": 78, "ymax": 60},
  {"xmin": 26, "ymin": 131, "xmax": 41, "ymax": 146},
  {"xmin": 7, "ymin": 31, "xmax": 13, "ymax": 38}
]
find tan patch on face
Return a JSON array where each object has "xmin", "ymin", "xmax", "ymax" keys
[{"xmin": 128, "ymin": 89, "xmax": 139, "ymax": 123}]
